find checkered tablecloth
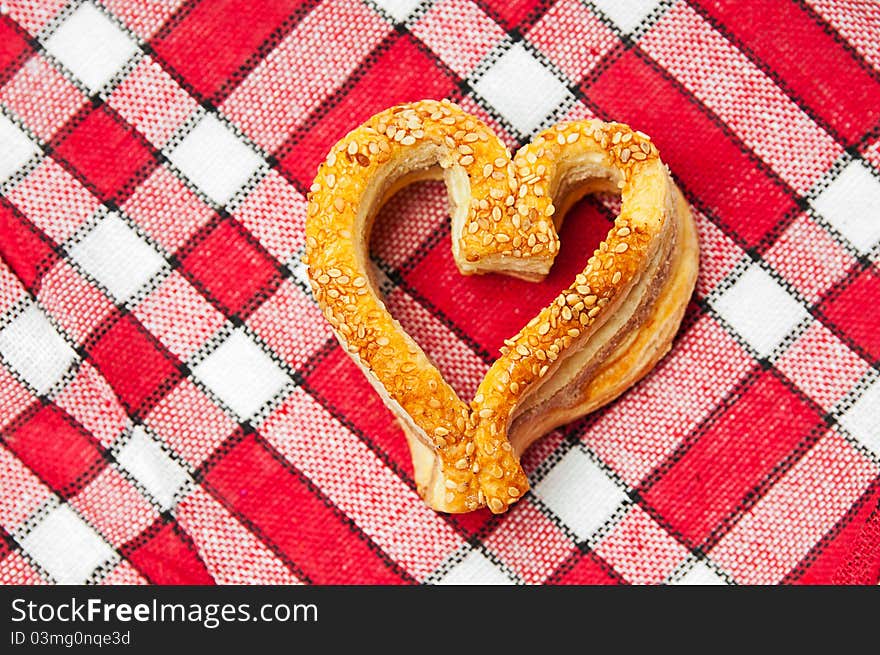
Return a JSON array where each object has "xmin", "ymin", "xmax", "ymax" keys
[{"xmin": 0, "ymin": 0, "xmax": 878, "ymax": 586}]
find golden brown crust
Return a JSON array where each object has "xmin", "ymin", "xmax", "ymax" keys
[{"xmin": 304, "ymin": 99, "xmax": 697, "ymax": 513}]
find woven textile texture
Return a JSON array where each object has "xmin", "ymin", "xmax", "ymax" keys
[{"xmin": 0, "ymin": 0, "xmax": 878, "ymax": 585}]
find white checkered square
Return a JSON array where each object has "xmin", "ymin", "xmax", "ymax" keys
[
  {"xmin": 593, "ymin": 0, "xmax": 660, "ymax": 34},
  {"xmin": 20, "ymin": 504, "xmax": 116, "ymax": 584},
  {"xmin": 42, "ymin": 2, "xmax": 138, "ymax": 93},
  {"xmin": 371, "ymin": 0, "xmax": 421, "ymax": 21},
  {"xmin": 115, "ymin": 426, "xmax": 191, "ymax": 510},
  {"xmin": 534, "ymin": 448, "xmax": 627, "ymax": 541},
  {"xmin": 0, "ymin": 114, "xmax": 39, "ymax": 183},
  {"xmin": 838, "ymin": 380, "xmax": 880, "ymax": 457},
  {"xmin": 670, "ymin": 560, "xmax": 727, "ymax": 585},
  {"xmin": 712, "ymin": 264, "xmax": 809, "ymax": 358},
  {"xmin": 167, "ymin": 114, "xmax": 264, "ymax": 206},
  {"xmin": 472, "ymin": 43, "xmax": 572, "ymax": 136},
  {"xmin": 810, "ymin": 160, "xmax": 880, "ymax": 254},
  {"xmin": 192, "ymin": 328, "xmax": 291, "ymax": 420},
  {"xmin": 0, "ymin": 303, "xmax": 77, "ymax": 394},
  {"xmin": 67, "ymin": 212, "xmax": 166, "ymax": 302},
  {"xmin": 592, "ymin": 0, "xmax": 663, "ymax": 33},
  {"xmin": 435, "ymin": 549, "xmax": 512, "ymax": 585}
]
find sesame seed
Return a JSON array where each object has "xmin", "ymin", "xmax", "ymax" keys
[
  {"xmin": 492, "ymin": 206, "xmax": 502, "ymax": 221},
  {"xmin": 434, "ymin": 426, "xmax": 449, "ymax": 436},
  {"xmin": 445, "ymin": 492, "xmax": 455, "ymax": 504},
  {"xmin": 545, "ymin": 203, "xmax": 555, "ymax": 216},
  {"xmin": 567, "ymin": 328, "xmax": 580, "ymax": 338},
  {"xmin": 489, "ymin": 498, "xmax": 504, "ymax": 512},
  {"xmin": 538, "ymin": 322, "xmax": 550, "ymax": 335},
  {"xmin": 333, "ymin": 197, "xmax": 345, "ymax": 211},
  {"xmin": 584, "ymin": 294, "xmax": 597, "ymax": 306},
  {"xmin": 617, "ymin": 227, "xmax": 631, "ymax": 236},
  {"xmin": 615, "ymin": 242, "xmax": 629, "ymax": 253},
  {"xmin": 479, "ymin": 408, "xmax": 494, "ymax": 418},
  {"xmin": 327, "ymin": 268, "xmax": 342, "ymax": 278},
  {"xmin": 612, "ymin": 271, "xmax": 622, "ymax": 283},
  {"xmin": 508, "ymin": 486, "xmax": 520, "ymax": 497},
  {"xmin": 353, "ymin": 276, "xmax": 367, "ymax": 287},
  {"xmin": 567, "ymin": 132, "xmax": 580, "ymax": 143},
  {"xmin": 445, "ymin": 479, "xmax": 457, "ymax": 489},
  {"xmin": 376, "ymin": 336, "xmax": 390, "ymax": 346},
  {"xmin": 561, "ymin": 306, "xmax": 572, "ymax": 321},
  {"xmin": 455, "ymin": 458, "xmax": 468, "ymax": 470},
  {"xmin": 460, "ymin": 155, "xmax": 474, "ymax": 166},
  {"xmin": 516, "ymin": 344, "xmax": 530, "ymax": 357},
  {"xmin": 620, "ymin": 148, "xmax": 631, "ymax": 163},
  {"xmin": 347, "ymin": 141, "xmax": 358, "ymax": 155}
]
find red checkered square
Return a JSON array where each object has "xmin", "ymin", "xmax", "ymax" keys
[
  {"xmin": 5, "ymin": 158, "xmax": 100, "ymax": 244},
  {"xmin": 99, "ymin": 0, "xmax": 184, "ymax": 40},
  {"xmin": 107, "ymin": 56, "xmax": 199, "ymax": 147},
  {"xmin": 4, "ymin": 0, "xmax": 66, "ymax": 36},
  {"xmin": 775, "ymin": 321, "xmax": 870, "ymax": 412},
  {"xmin": 0, "ymin": 442, "xmax": 53, "ymax": 531},
  {"xmin": 123, "ymin": 516, "xmax": 214, "ymax": 584},
  {"xmin": 411, "ymin": 0, "xmax": 506, "ymax": 77},
  {"xmin": 132, "ymin": 271, "xmax": 226, "ymax": 361},
  {"xmin": 0, "ymin": 199, "xmax": 58, "ymax": 291},
  {"xmin": 794, "ymin": 477, "xmax": 880, "ymax": 585},
  {"xmin": 710, "ymin": 430, "xmax": 879, "ymax": 584},
  {"xmin": 175, "ymin": 487, "xmax": 300, "ymax": 584},
  {"xmin": 817, "ymin": 266, "xmax": 880, "ymax": 363},
  {"xmin": 221, "ymin": 0, "xmax": 390, "ymax": 153},
  {"xmin": 764, "ymin": 213, "xmax": 857, "ymax": 304},
  {"xmin": 151, "ymin": 0, "xmax": 310, "ymax": 103},
  {"xmin": 231, "ymin": 170, "xmax": 306, "ymax": 263},
  {"xmin": 178, "ymin": 217, "xmax": 283, "ymax": 318},
  {"xmin": 593, "ymin": 505, "xmax": 690, "ymax": 584},
  {"xmin": 0, "ymin": 365, "xmax": 34, "ymax": 431},
  {"xmin": 53, "ymin": 361, "xmax": 129, "ymax": 448},
  {"xmin": 526, "ymin": 0, "xmax": 619, "ymax": 83},
  {"xmin": 69, "ymin": 466, "xmax": 159, "ymax": 546},
  {"xmin": 0, "ymin": 16, "xmax": 31, "ymax": 82},
  {"xmin": 640, "ymin": 2, "xmax": 841, "ymax": 193},
  {"xmin": 643, "ymin": 370, "xmax": 825, "ymax": 547},
  {"xmin": 87, "ymin": 313, "xmax": 181, "ymax": 418},
  {"xmin": 550, "ymin": 550, "xmax": 624, "ymax": 585},
  {"xmin": 3, "ymin": 403, "xmax": 105, "ymax": 498},
  {"xmin": 121, "ymin": 166, "xmax": 214, "ymax": 253},
  {"xmin": 143, "ymin": 378, "xmax": 237, "ymax": 468},
  {"xmin": 585, "ymin": 315, "xmax": 753, "ymax": 486},
  {"xmin": 483, "ymin": 499, "xmax": 574, "ymax": 584},
  {"xmin": 245, "ymin": 279, "xmax": 330, "ymax": 372},
  {"xmin": 690, "ymin": 0, "xmax": 880, "ymax": 145},
  {"xmin": 809, "ymin": 0, "xmax": 880, "ymax": 71},
  {"xmin": 260, "ymin": 387, "xmax": 464, "ymax": 580},
  {"xmin": 479, "ymin": 0, "xmax": 540, "ymax": 29},
  {"xmin": 277, "ymin": 33, "xmax": 459, "ymax": 187},
  {"xmin": 1, "ymin": 55, "xmax": 84, "ymax": 142},
  {"xmin": 36, "ymin": 260, "xmax": 115, "ymax": 345},
  {"xmin": 99, "ymin": 560, "xmax": 147, "ymax": 584},
  {"xmin": 202, "ymin": 429, "xmax": 410, "ymax": 584},
  {"xmin": 51, "ymin": 104, "xmax": 156, "ymax": 203},
  {"xmin": 584, "ymin": 48, "xmax": 799, "ymax": 247}
]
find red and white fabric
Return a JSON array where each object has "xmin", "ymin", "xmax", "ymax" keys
[{"xmin": 0, "ymin": 0, "xmax": 878, "ymax": 585}]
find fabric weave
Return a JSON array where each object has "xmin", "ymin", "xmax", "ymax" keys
[{"xmin": 0, "ymin": 0, "xmax": 878, "ymax": 585}]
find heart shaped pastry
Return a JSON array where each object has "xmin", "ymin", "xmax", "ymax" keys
[{"xmin": 305, "ymin": 100, "xmax": 698, "ymax": 514}]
